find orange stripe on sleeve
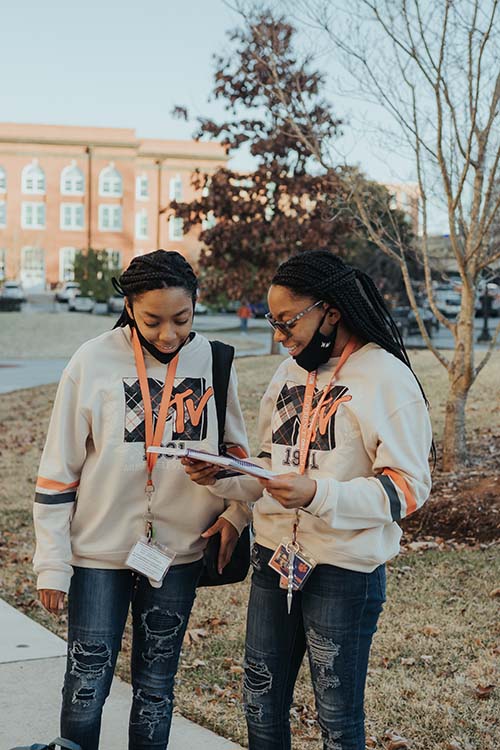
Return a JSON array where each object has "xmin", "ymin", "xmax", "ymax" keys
[
  {"xmin": 36, "ymin": 477, "xmax": 80, "ymax": 492},
  {"xmin": 382, "ymin": 468, "xmax": 417, "ymax": 515}
]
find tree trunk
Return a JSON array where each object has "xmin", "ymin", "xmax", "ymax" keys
[{"xmin": 442, "ymin": 287, "xmax": 476, "ymax": 471}]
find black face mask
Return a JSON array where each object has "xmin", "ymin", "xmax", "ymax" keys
[
  {"xmin": 293, "ymin": 314, "xmax": 339, "ymax": 372},
  {"xmin": 131, "ymin": 320, "xmax": 193, "ymax": 364}
]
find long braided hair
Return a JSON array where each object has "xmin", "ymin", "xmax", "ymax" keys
[
  {"xmin": 113, "ymin": 250, "xmax": 198, "ymax": 328},
  {"xmin": 272, "ymin": 250, "xmax": 430, "ymax": 407}
]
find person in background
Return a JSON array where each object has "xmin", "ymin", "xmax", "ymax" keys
[{"xmin": 238, "ymin": 300, "xmax": 253, "ymax": 333}]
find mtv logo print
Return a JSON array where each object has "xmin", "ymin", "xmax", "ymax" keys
[
  {"xmin": 123, "ymin": 377, "xmax": 212, "ymax": 443},
  {"xmin": 272, "ymin": 382, "xmax": 351, "ymax": 452}
]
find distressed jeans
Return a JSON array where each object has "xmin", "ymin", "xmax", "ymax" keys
[
  {"xmin": 244, "ymin": 543, "xmax": 386, "ymax": 750},
  {"xmin": 61, "ymin": 561, "xmax": 202, "ymax": 750}
]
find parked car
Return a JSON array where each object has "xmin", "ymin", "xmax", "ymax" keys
[
  {"xmin": 391, "ymin": 305, "xmax": 411, "ymax": 336},
  {"xmin": 0, "ymin": 281, "xmax": 25, "ymax": 302},
  {"xmin": 68, "ymin": 292, "xmax": 95, "ymax": 313},
  {"xmin": 107, "ymin": 294, "xmax": 125, "ymax": 314},
  {"xmin": 434, "ymin": 284, "xmax": 461, "ymax": 318},
  {"xmin": 250, "ymin": 301, "xmax": 269, "ymax": 318},
  {"xmin": 475, "ymin": 282, "xmax": 500, "ymax": 317},
  {"xmin": 218, "ymin": 300, "xmax": 241, "ymax": 314},
  {"xmin": 391, "ymin": 304, "xmax": 439, "ymax": 337},
  {"xmin": 194, "ymin": 301, "xmax": 208, "ymax": 315},
  {"xmin": 55, "ymin": 281, "xmax": 80, "ymax": 303},
  {"xmin": 407, "ymin": 306, "xmax": 439, "ymax": 336}
]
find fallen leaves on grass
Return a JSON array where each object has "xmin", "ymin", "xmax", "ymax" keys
[
  {"xmin": 183, "ymin": 627, "xmax": 209, "ymax": 646},
  {"xmin": 473, "ymin": 684, "xmax": 496, "ymax": 700},
  {"xmin": 382, "ymin": 729, "xmax": 412, "ymax": 749},
  {"xmin": 421, "ymin": 625, "xmax": 441, "ymax": 637}
]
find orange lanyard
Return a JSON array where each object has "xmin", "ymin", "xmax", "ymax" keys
[
  {"xmin": 131, "ymin": 328, "xmax": 179, "ymax": 482},
  {"xmin": 297, "ymin": 336, "xmax": 357, "ymax": 476}
]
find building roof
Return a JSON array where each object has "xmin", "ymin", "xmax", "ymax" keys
[{"xmin": 0, "ymin": 123, "xmax": 228, "ymax": 160}]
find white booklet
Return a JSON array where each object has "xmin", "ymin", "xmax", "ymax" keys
[{"xmin": 147, "ymin": 446, "xmax": 277, "ymax": 480}]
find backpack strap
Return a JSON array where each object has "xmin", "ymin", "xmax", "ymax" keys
[
  {"xmin": 209, "ymin": 340, "xmax": 235, "ymax": 451},
  {"xmin": 48, "ymin": 740, "xmax": 82, "ymax": 750}
]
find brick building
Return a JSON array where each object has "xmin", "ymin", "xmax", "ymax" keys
[{"xmin": 0, "ymin": 123, "xmax": 227, "ymax": 290}]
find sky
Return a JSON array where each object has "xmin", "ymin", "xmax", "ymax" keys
[{"xmin": 1, "ymin": 0, "xmax": 447, "ymax": 231}]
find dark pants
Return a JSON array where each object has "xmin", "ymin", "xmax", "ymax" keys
[
  {"xmin": 244, "ymin": 543, "xmax": 386, "ymax": 750},
  {"xmin": 61, "ymin": 561, "xmax": 202, "ymax": 750}
]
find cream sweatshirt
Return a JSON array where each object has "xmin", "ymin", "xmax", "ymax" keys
[
  {"xmin": 209, "ymin": 343, "xmax": 433, "ymax": 573},
  {"xmin": 33, "ymin": 328, "xmax": 251, "ymax": 593}
]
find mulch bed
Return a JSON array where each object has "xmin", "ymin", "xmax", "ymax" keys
[{"xmin": 402, "ymin": 428, "xmax": 500, "ymax": 544}]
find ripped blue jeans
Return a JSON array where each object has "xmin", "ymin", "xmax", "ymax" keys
[
  {"xmin": 244, "ymin": 543, "xmax": 386, "ymax": 750},
  {"xmin": 61, "ymin": 561, "xmax": 202, "ymax": 750}
]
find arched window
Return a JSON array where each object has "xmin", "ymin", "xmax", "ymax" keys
[
  {"xmin": 136, "ymin": 174, "xmax": 149, "ymax": 200},
  {"xmin": 99, "ymin": 164, "xmax": 123, "ymax": 197},
  {"xmin": 61, "ymin": 162, "xmax": 85, "ymax": 195},
  {"xmin": 22, "ymin": 161, "xmax": 46, "ymax": 194},
  {"xmin": 0, "ymin": 167, "xmax": 6, "ymax": 193},
  {"xmin": 169, "ymin": 175, "xmax": 183, "ymax": 202}
]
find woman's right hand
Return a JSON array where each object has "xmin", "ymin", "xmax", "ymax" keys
[
  {"xmin": 181, "ymin": 457, "xmax": 220, "ymax": 486},
  {"xmin": 39, "ymin": 589, "xmax": 66, "ymax": 614}
]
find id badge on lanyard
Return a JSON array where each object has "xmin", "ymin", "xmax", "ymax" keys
[
  {"xmin": 268, "ymin": 337, "xmax": 357, "ymax": 613},
  {"xmin": 125, "ymin": 328, "xmax": 179, "ymax": 587}
]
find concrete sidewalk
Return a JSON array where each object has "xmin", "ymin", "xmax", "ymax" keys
[{"xmin": 0, "ymin": 599, "xmax": 243, "ymax": 750}]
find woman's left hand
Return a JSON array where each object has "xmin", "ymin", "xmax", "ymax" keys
[
  {"xmin": 259, "ymin": 473, "xmax": 317, "ymax": 509},
  {"xmin": 201, "ymin": 517, "xmax": 239, "ymax": 574}
]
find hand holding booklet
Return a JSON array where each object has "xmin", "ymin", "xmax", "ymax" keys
[{"xmin": 147, "ymin": 446, "xmax": 277, "ymax": 480}]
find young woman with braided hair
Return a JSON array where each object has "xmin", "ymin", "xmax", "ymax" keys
[
  {"xmin": 184, "ymin": 249, "xmax": 433, "ymax": 750},
  {"xmin": 33, "ymin": 250, "xmax": 252, "ymax": 750}
]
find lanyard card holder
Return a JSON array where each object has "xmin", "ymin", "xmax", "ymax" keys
[
  {"xmin": 126, "ymin": 536, "xmax": 176, "ymax": 588},
  {"xmin": 268, "ymin": 538, "xmax": 316, "ymax": 591}
]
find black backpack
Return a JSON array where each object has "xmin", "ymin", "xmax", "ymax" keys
[{"xmin": 197, "ymin": 340, "xmax": 251, "ymax": 587}]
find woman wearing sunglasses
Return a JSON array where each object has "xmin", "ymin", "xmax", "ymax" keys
[{"xmin": 184, "ymin": 249, "xmax": 433, "ymax": 750}]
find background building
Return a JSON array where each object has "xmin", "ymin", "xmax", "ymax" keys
[
  {"xmin": 0, "ymin": 122, "xmax": 227, "ymax": 290},
  {"xmin": 384, "ymin": 182, "xmax": 420, "ymax": 236}
]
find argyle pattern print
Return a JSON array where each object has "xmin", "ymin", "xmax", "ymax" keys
[
  {"xmin": 272, "ymin": 382, "xmax": 350, "ymax": 451},
  {"xmin": 123, "ymin": 377, "xmax": 209, "ymax": 443}
]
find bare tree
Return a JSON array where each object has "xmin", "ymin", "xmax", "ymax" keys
[{"xmin": 232, "ymin": 0, "xmax": 500, "ymax": 470}]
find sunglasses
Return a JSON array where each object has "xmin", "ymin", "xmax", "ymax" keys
[{"xmin": 265, "ymin": 300, "xmax": 324, "ymax": 337}]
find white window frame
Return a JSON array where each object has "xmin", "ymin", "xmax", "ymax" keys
[
  {"xmin": 105, "ymin": 248, "xmax": 122, "ymax": 269},
  {"xmin": 59, "ymin": 247, "xmax": 76, "ymax": 281},
  {"xmin": 60, "ymin": 162, "xmax": 85, "ymax": 196},
  {"xmin": 22, "ymin": 162, "xmax": 46, "ymax": 195},
  {"xmin": 169, "ymin": 175, "xmax": 183, "ymax": 202},
  {"xmin": 21, "ymin": 202, "xmax": 46, "ymax": 229},
  {"xmin": 135, "ymin": 210, "xmax": 148, "ymax": 239},
  {"xmin": 136, "ymin": 174, "xmax": 149, "ymax": 200},
  {"xmin": 0, "ymin": 167, "xmax": 6, "ymax": 193},
  {"xmin": 0, "ymin": 201, "xmax": 6, "ymax": 228},
  {"xmin": 60, "ymin": 203, "xmax": 85, "ymax": 231},
  {"xmin": 169, "ymin": 216, "xmax": 184, "ymax": 240},
  {"xmin": 99, "ymin": 204, "xmax": 122, "ymax": 231},
  {"xmin": 99, "ymin": 164, "xmax": 123, "ymax": 197},
  {"xmin": 0, "ymin": 249, "xmax": 6, "ymax": 281}
]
